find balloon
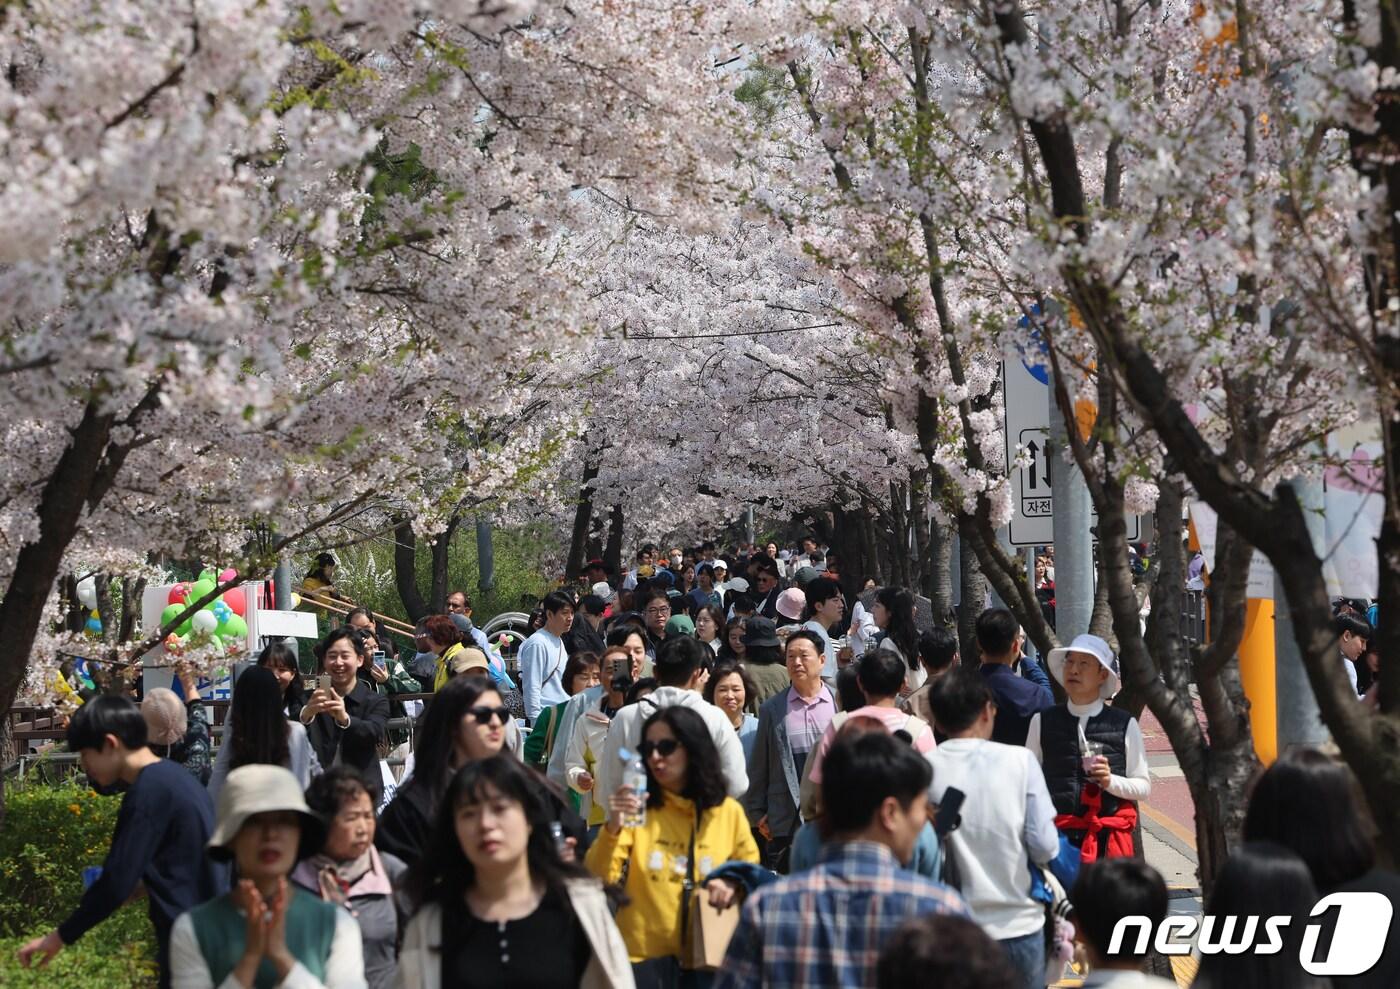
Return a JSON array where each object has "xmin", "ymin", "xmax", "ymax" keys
[
  {"xmin": 164, "ymin": 633, "xmax": 185, "ymax": 656},
  {"xmin": 199, "ymin": 569, "xmax": 216, "ymax": 584},
  {"xmin": 191, "ymin": 610, "xmax": 218, "ymax": 633},
  {"xmin": 167, "ymin": 582, "xmax": 191, "ymax": 606},
  {"xmin": 289, "ymin": 593, "xmax": 301, "ymax": 608},
  {"xmin": 76, "ymin": 576, "xmax": 97, "ymax": 610},
  {"xmin": 190, "ymin": 578, "xmax": 216, "ymax": 603},
  {"xmin": 221, "ymin": 614, "xmax": 248, "ymax": 640},
  {"xmin": 223, "ymin": 587, "xmax": 246, "ymax": 617},
  {"xmin": 160, "ymin": 603, "xmax": 184, "ymax": 628},
  {"xmin": 85, "ymin": 616, "xmax": 102, "ymax": 634},
  {"xmin": 212, "ymin": 602, "xmax": 232, "ymax": 625},
  {"xmin": 218, "ymin": 568, "xmax": 238, "ymax": 583}
]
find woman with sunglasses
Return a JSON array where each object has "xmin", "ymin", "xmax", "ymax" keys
[
  {"xmin": 585, "ymin": 706, "xmax": 758, "ymax": 988},
  {"xmin": 376, "ymin": 677, "xmax": 511, "ymax": 870},
  {"xmin": 398, "ymin": 756, "xmax": 633, "ymax": 989}
]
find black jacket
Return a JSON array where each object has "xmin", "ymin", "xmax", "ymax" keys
[
  {"xmin": 305, "ymin": 680, "xmax": 390, "ymax": 769},
  {"xmin": 563, "ymin": 619, "xmax": 605, "ymax": 658}
]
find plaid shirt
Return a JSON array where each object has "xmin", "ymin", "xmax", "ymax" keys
[{"xmin": 716, "ymin": 840, "xmax": 969, "ymax": 989}]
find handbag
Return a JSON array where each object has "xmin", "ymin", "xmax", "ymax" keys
[{"xmin": 681, "ymin": 806, "xmax": 741, "ymax": 971}]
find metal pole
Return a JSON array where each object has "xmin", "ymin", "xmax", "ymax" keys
[
  {"xmin": 274, "ymin": 554, "xmax": 291, "ymax": 611},
  {"xmin": 1049, "ymin": 366, "xmax": 1094, "ymax": 640},
  {"xmin": 1275, "ymin": 475, "xmax": 1328, "ymax": 750},
  {"xmin": 744, "ymin": 506, "xmax": 756, "ymax": 547}
]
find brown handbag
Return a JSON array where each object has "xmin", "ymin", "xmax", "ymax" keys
[{"xmin": 680, "ymin": 806, "xmax": 741, "ymax": 971}]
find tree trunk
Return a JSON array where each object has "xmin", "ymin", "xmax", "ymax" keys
[
  {"xmin": 603, "ymin": 504, "xmax": 624, "ymax": 576},
  {"xmin": 475, "ymin": 514, "xmax": 495, "ymax": 596},
  {"xmin": 564, "ymin": 445, "xmax": 602, "ymax": 581},
  {"xmin": 928, "ymin": 513, "xmax": 954, "ymax": 623},
  {"xmin": 394, "ymin": 517, "xmax": 428, "ymax": 623},
  {"xmin": 0, "ymin": 401, "xmax": 117, "ymax": 719},
  {"xmin": 427, "ymin": 515, "xmax": 459, "ymax": 614},
  {"xmin": 958, "ymin": 533, "xmax": 985, "ymax": 659}
]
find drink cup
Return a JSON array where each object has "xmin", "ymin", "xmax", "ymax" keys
[{"xmin": 1082, "ymin": 741, "xmax": 1104, "ymax": 774}]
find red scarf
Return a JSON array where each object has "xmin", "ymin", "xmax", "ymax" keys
[{"xmin": 1053, "ymin": 783, "xmax": 1137, "ymax": 862}]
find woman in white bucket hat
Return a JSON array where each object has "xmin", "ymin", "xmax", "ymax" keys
[
  {"xmin": 169, "ymin": 764, "xmax": 367, "ymax": 988},
  {"xmin": 1026, "ymin": 634, "xmax": 1152, "ymax": 862}
]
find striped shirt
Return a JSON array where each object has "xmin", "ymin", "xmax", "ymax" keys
[
  {"xmin": 716, "ymin": 840, "xmax": 968, "ymax": 989},
  {"xmin": 783, "ymin": 685, "xmax": 835, "ymax": 766}
]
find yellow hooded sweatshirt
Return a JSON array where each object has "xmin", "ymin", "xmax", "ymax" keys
[{"xmin": 585, "ymin": 790, "xmax": 759, "ymax": 963}]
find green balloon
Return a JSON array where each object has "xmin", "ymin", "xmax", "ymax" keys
[
  {"xmin": 190, "ymin": 578, "xmax": 216, "ymax": 603},
  {"xmin": 221, "ymin": 614, "xmax": 248, "ymax": 640},
  {"xmin": 199, "ymin": 568, "xmax": 216, "ymax": 584},
  {"xmin": 160, "ymin": 604, "xmax": 182, "ymax": 628}
]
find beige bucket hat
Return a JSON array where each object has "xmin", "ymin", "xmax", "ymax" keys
[{"xmin": 207, "ymin": 764, "xmax": 324, "ymax": 861}]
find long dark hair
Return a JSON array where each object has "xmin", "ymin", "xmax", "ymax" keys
[
  {"xmin": 257, "ymin": 641, "xmax": 304, "ymax": 713},
  {"xmin": 1243, "ymin": 747, "xmax": 1374, "ymax": 891},
  {"xmin": 877, "ymin": 586, "xmax": 919, "ymax": 672},
  {"xmin": 409, "ymin": 676, "xmax": 502, "ymax": 801},
  {"xmin": 406, "ymin": 755, "xmax": 590, "ymax": 912},
  {"xmin": 640, "ymin": 706, "xmax": 727, "ymax": 811},
  {"xmin": 1193, "ymin": 842, "xmax": 1328, "ymax": 989},
  {"xmin": 228, "ymin": 666, "xmax": 291, "ymax": 770}
]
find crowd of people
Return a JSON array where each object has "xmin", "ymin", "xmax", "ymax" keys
[{"xmin": 15, "ymin": 538, "xmax": 1400, "ymax": 989}]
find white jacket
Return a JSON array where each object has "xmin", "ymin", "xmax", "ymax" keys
[
  {"xmin": 596, "ymin": 686, "xmax": 749, "ymax": 801},
  {"xmin": 565, "ymin": 704, "xmax": 613, "ymax": 823},
  {"xmin": 393, "ymin": 879, "xmax": 634, "ymax": 989}
]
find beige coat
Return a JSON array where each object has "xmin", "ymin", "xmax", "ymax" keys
[{"xmin": 393, "ymin": 878, "xmax": 635, "ymax": 989}]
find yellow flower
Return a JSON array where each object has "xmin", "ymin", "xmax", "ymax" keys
[{"xmin": 68, "ymin": 803, "xmax": 81, "ymax": 815}]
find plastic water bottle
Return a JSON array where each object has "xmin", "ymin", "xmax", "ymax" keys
[{"xmin": 619, "ymin": 748, "xmax": 648, "ymax": 828}]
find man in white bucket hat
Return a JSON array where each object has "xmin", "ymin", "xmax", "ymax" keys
[{"xmin": 1026, "ymin": 633, "xmax": 1151, "ymax": 862}]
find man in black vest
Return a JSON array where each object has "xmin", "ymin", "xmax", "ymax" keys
[{"xmin": 1026, "ymin": 633, "xmax": 1151, "ymax": 862}]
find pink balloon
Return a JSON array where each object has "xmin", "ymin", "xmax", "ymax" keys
[
  {"xmin": 223, "ymin": 587, "xmax": 247, "ymax": 617},
  {"xmin": 167, "ymin": 582, "xmax": 191, "ymax": 606},
  {"xmin": 218, "ymin": 568, "xmax": 238, "ymax": 583}
]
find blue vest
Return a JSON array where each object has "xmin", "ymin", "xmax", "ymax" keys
[{"xmin": 189, "ymin": 885, "xmax": 337, "ymax": 988}]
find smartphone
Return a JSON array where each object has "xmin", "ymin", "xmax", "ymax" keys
[
  {"xmin": 317, "ymin": 674, "xmax": 333, "ymax": 693},
  {"xmin": 372, "ymin": 650, "xmax": 386, "ymax": 670},
  {"xmin": 932, "ymin": 786, "xmax": 965, "ymax": 838}
]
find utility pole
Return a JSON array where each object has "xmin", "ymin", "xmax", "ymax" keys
[{"xmin": 1049, "ymin": 366, "xmax": 1094, "ymax": 641}]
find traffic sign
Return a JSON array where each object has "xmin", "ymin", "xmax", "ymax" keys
[{"xmin": 1002, "ymin": 354, "xmax": 1140, "ymax": 547}]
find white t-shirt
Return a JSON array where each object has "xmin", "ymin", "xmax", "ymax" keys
[{"xmin": 802, "ymin": 619, "xmax": 837, "ymax": 679}]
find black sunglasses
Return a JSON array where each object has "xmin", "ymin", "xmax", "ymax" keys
[
  {"xmin": 468, "ymin": 705, "xmax": 511, "ymax": 725},
  {"xmin": 639, "ymin": 738, "xmax": 681, "ymax": 758}
]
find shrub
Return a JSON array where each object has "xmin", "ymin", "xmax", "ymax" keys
[{"xmin": 0, "ymin": 779, "xmax": 157, "ymax": 987}]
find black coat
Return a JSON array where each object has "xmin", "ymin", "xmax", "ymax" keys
[
  {"xmin": 305, "ymin": 680, "xmax": 390, "ymax": 769},
  {"xmin": 563, "ymin": 619, "xmax": 605, "ymax": 658}
]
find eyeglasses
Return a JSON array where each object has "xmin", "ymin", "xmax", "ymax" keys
[
  {"xmin": 639, "ymin": 738, "xmax": 680, "ymax": 758},
  {"xmin": 645, "ymin": 606, "xmax": 671, "ymax": 618},
  {"xmin": 468, "ymin": 705, "xmax": 511, "ymax": 725}
]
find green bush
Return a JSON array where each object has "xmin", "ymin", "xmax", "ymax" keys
[{"xmin": 0, "ymin": 780, "xmax": 157, "ymax": 987}]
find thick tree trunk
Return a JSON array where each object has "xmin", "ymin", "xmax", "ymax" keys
[
  {"xmin": 958, "ymin": 533, "xmax": 985, "ymax": 658},
  {"xmin": 603, "ymin": 504, "xmax": 624, "ymax": 576},
  {"xmin": 394, "ymin": 517, "xmax": 428, "ymax": 623},
  {"xmin": 475, "ymin": 515, "xmax": 496, "ymax": 596},
  {"xmin": 427, "ymin": 515, "xmax": 459, "ymax": 614},
  {"xmin": 928, "ymin": 513, "xmax": 954, "ymax": 623},
  {"xmin": 565, "ymin": 445, "xmax": 602, "ymax": 581},
  {"xmin": 0, "ymin": 401, "xmax": 117, "ymax": 719}
]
